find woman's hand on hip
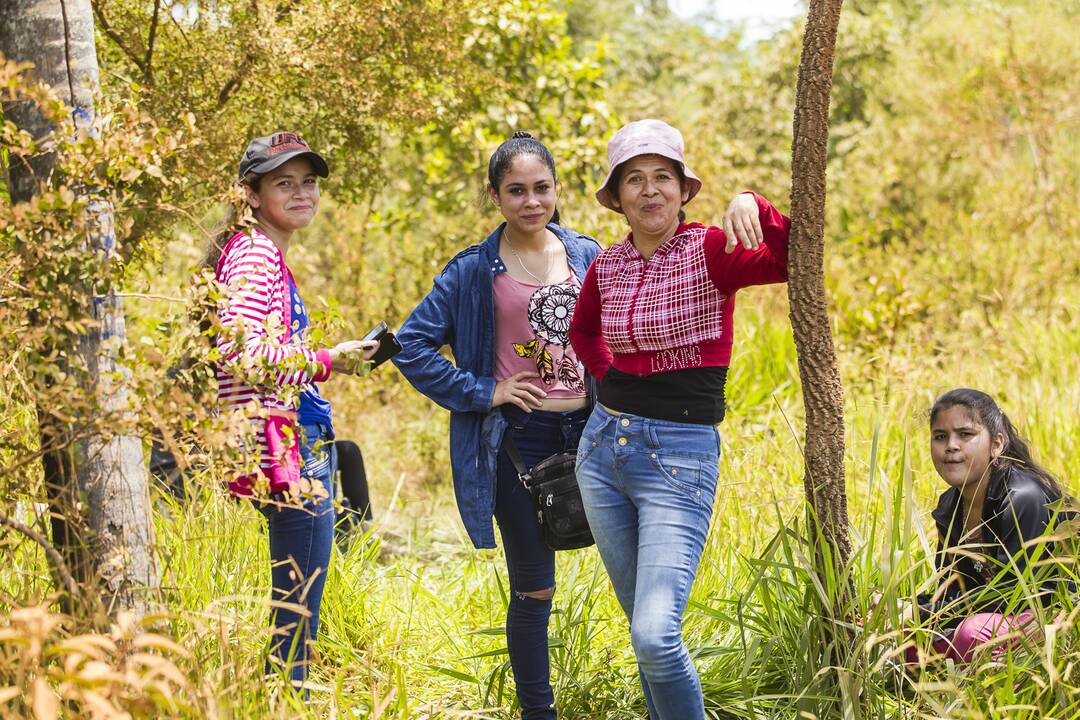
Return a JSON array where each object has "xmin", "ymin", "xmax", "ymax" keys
[
  {"xmin": 722, "ymin": 192, "xmax": 763, "ymax": 253},
  {"xmin": 329, "ymin": 340, "xmax": 380, "ymax": 374},
  {"xmin": 493, "ymin": 371, "xmax": 546, "ymax": 412}
]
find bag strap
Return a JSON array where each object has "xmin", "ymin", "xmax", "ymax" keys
[{"xmin": 503, "ymin": 435, "xmax": 532, "ymax": 488}]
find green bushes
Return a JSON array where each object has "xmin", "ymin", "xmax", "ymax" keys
[{"xmin": 2, "ymin": 0, "xmax": 1078, "ymax": 716}]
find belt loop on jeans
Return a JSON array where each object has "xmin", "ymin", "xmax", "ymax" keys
[{"xmin": 642, "ymin": 420, "xmax": 660, "ymax": 449}]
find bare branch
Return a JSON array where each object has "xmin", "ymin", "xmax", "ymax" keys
[
  {"xmin": 166, "ymin": 5, "xmax": 193, "ymax": 49},
  {"xmin": 216, "ymin": 53, "xmax": 256, "ymax": 110},
  {"xmin": 91, "ymin": 0, "xmax": 148, "ymax": 76},
  {"xmin": 0, "ymin": 511, "xmax": 82, "ymax": 603},
  {"xmin": 143, "ymin": 0, "xmax": 161, "ymax": 85},
  {"xmin": 110, "ymin": 292, "xmax": 186, "ymax": 303}
]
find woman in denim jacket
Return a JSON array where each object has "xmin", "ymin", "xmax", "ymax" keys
[{"xmin": 393, "ymin": 133, "xmax": 600, "ymax": 719}]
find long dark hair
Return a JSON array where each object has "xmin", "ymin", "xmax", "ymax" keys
[
  {"xmin": 930, "ymin": 388, "xmax": 1062, "ymax": 495},
  {"xmin": 486, "ymin": 131, "xmax": 561, "ymax": 226},
  {"xmin": 200, "ymin": 175, "xmax": 262, "ymax": 273}
]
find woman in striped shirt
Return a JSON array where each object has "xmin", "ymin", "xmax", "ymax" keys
[{"xmin": 210, "ymin": 132, "xmax": 377, "ymax": 691}]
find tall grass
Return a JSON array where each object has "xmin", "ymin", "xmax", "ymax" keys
[
  {"xmin": 2, "ymin": 274, "xmax": 1076, "ymax": 719},
  {"xmin": 6, "ymin": 291, "xmax": 1048, "ymax": 717},
  {"xmin": 4, "ymin": 279, "xmax": 1077, "ymax": 718}
]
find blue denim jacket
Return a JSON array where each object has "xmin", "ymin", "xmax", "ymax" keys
[{"xmin": 393, "ymin": 222, "xmax": 601, "ymax": 548}]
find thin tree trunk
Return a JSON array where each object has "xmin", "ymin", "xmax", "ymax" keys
[
  {"xmin": 788, "ymin": 0, "xmax": 851, "ymax": 566},
  {"xmin": 0, "ymin": 0, "xmax": 157, "ymax": 614}
]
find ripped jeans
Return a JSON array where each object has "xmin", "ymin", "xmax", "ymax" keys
[{"xmin": 495, "ymin": 404, "xmax": 589, "ymax": 720}]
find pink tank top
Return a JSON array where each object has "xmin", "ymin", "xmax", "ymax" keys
[{"xmin": 494, "ymin": 271, "xmax": 587, "ymax": 398}]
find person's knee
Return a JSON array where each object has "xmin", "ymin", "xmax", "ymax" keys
[
  {"xmin": 951, "ymin": 613, "xmax": 1000, "ymax": 660},
  {"xmin": 520, "ymin": 586, "xmax": 554, "ymax": 602},
  {"xmin": 630, "ymin": 619, "xmax": 681, "ymax": 668}
]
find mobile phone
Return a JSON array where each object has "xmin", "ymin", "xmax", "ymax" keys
[
  {"xmin": 363, "ymin": 321, "xmax": 388, "ymax": 343},
  {"xmin": 361, "ymin": 321, "xmax": 402, "ymax": 369}
]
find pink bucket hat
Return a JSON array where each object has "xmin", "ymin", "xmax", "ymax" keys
[{"xmin": 595, "ymin": 119, "xmax": 702, "ymax": 212}]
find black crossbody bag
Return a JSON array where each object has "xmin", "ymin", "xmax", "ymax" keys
[{"xmin": 503, "ymin": 437, "xmax": 594, "ymax": 551}]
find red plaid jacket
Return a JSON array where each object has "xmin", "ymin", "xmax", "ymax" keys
[{"xmin": 569, "ymin": 193, "xmax": 790, "ymax": 380}]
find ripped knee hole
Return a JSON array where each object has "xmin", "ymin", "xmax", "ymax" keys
[{"xmin": 518, "ymin": 587, "xmax": 555, "ymax": 601}]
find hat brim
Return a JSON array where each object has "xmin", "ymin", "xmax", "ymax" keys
[
  {"xmin": 246, "ymin": 150, "xmax": 330, "ymax": 179},
  {"xmin": 594, "ymin": 145, "xmax": 701, "ymax": 213}
]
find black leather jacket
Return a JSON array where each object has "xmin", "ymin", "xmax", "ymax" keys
[{"xmin": 918, "ymin": 465, "xmax": 1071, "ymax": 628}]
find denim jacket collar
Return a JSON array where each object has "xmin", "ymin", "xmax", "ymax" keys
[{"xmin": 481, "ymin": 222, "xmax": 594, "ymax": 278}]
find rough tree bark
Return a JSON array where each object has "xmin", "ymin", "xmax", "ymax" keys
[
  {"xmin": 0, "ymin": 0, "xmax": 158, "ymax": 613},
  {"xmin": 788, "ymin": 0, "xmax": 851, "ymax": 566}
]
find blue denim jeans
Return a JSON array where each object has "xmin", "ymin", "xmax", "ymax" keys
[
  {"xmin": 575, "ymin": 405, "xmax": 720, "ymax": 720},
  {"xmin": 495, "ymin": 404, "xmax": 589, "ymax": 720},
  {"xmin": 259, "ymin": 422, "xmax": 337, "ymax": 686}
]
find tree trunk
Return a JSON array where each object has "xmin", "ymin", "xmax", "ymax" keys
[
  {"xmin": 788, "ymin": 0, "xmax": 851, "ymax": 566},
  {"xmin": 0, "ymin": 0, "xmax": 158, "ymax": 614}
]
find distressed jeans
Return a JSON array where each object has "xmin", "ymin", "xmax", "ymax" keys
[
  {"xmin": 575, "ymin": 405, "xmax": 720, "ymax": 720},
  {"xmin": 495, "ymin": 404, "xmax": 589, "ymax": 720}
]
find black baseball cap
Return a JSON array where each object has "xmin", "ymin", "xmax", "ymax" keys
[{"xmin": 238, "ymin": 131, "xmax": 330, "ymax": 181}]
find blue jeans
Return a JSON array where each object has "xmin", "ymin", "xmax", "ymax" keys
[
  {"xmin": 259, "ymin": 422, "xmax": 337, "ymax": 686},
  {"xmin": 495, "ymin": 404, "xmax": 589, "ymax": 720},
  {"xmin": 575, "ymin": 406, "xmax": 720, "ymax": 720}
]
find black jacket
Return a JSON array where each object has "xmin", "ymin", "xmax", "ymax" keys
[{"xmin": 918, "ymin": 465, "xmax": 1071, "ymax": 628}]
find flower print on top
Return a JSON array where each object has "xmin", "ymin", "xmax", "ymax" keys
[{"xmin": 494, "ymin": 272, "xmax": 587, "ymax": 398}]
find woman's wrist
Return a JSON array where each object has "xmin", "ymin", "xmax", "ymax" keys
[{"xmin": 314, "ymin": 349, "xmax": 333, "ymax": 381}]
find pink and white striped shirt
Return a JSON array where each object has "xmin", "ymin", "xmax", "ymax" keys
[{"xmin": 215, "ymin": 228, "xmax": 331, "ymax": 494}]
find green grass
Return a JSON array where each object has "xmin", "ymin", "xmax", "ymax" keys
[
  {"xmin": 76, "ymin": 294, "xmax": 1068, "ymax": 718},
  {"xmin": 3, "ymin": 250, "xmax": 1078, "ymax": 718}
]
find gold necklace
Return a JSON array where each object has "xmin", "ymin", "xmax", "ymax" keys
[{"xmin": 502, "ymin": 230, "xmax": 554, "ymax": 284}]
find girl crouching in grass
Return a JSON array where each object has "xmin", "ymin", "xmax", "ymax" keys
[{"xmin": 890, "ymin": 388, "xmax": 1074, "ymax": 665}]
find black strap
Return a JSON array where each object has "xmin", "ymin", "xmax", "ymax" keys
[{"xmin": 503, "ymin": 435, "xmax": 532, "ymax": 487}]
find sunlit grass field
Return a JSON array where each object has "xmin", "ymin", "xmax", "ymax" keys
[
  {"xmin": 131, "ymin": 287, "xmax": 1079, "ymax": 718},
  {"xmin": 2, "ymin": 0, "xmax": 1079, "ymax": 715}
]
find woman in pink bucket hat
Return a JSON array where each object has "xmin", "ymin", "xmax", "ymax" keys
[{"xmin": 569, "ymin": 118, "xmax": 791, "ymax": 719}]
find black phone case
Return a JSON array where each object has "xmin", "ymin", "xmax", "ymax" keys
[
  {"xmin": 369, "ymin": 332, "xmax": 402, "ymax": 369},
  {"xmin": 363, "ymin": 321, "xmax": 388, "ymax": 343},
  {"xmin": 360, "ymin": 321, "xmax": 400, "ymax": 369}
]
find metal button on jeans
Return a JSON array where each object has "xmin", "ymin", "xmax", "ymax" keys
[
  {"xmin": 620, "ymin": 418, "xmax": 630, "ymax": 427},
  {"xmin": 618, "ymin": 437, "xmax": 628, "ymax": 446}
]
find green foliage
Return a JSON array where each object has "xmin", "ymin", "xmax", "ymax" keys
[
  {"xmin": 0, "ymin": 58, "xmax": 200, "ymax": 502},
  {"xmin": 2, "ymin": 0, "xmax": 1079, "ymax": 716},
  {"xmin": 91, "ymin": 0, "xmax": 493, "ymax": 203}
]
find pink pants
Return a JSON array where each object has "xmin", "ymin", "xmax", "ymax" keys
[{"xmin": 905, "ymin": 610, "xmax": 1039, "ymax": 664}]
